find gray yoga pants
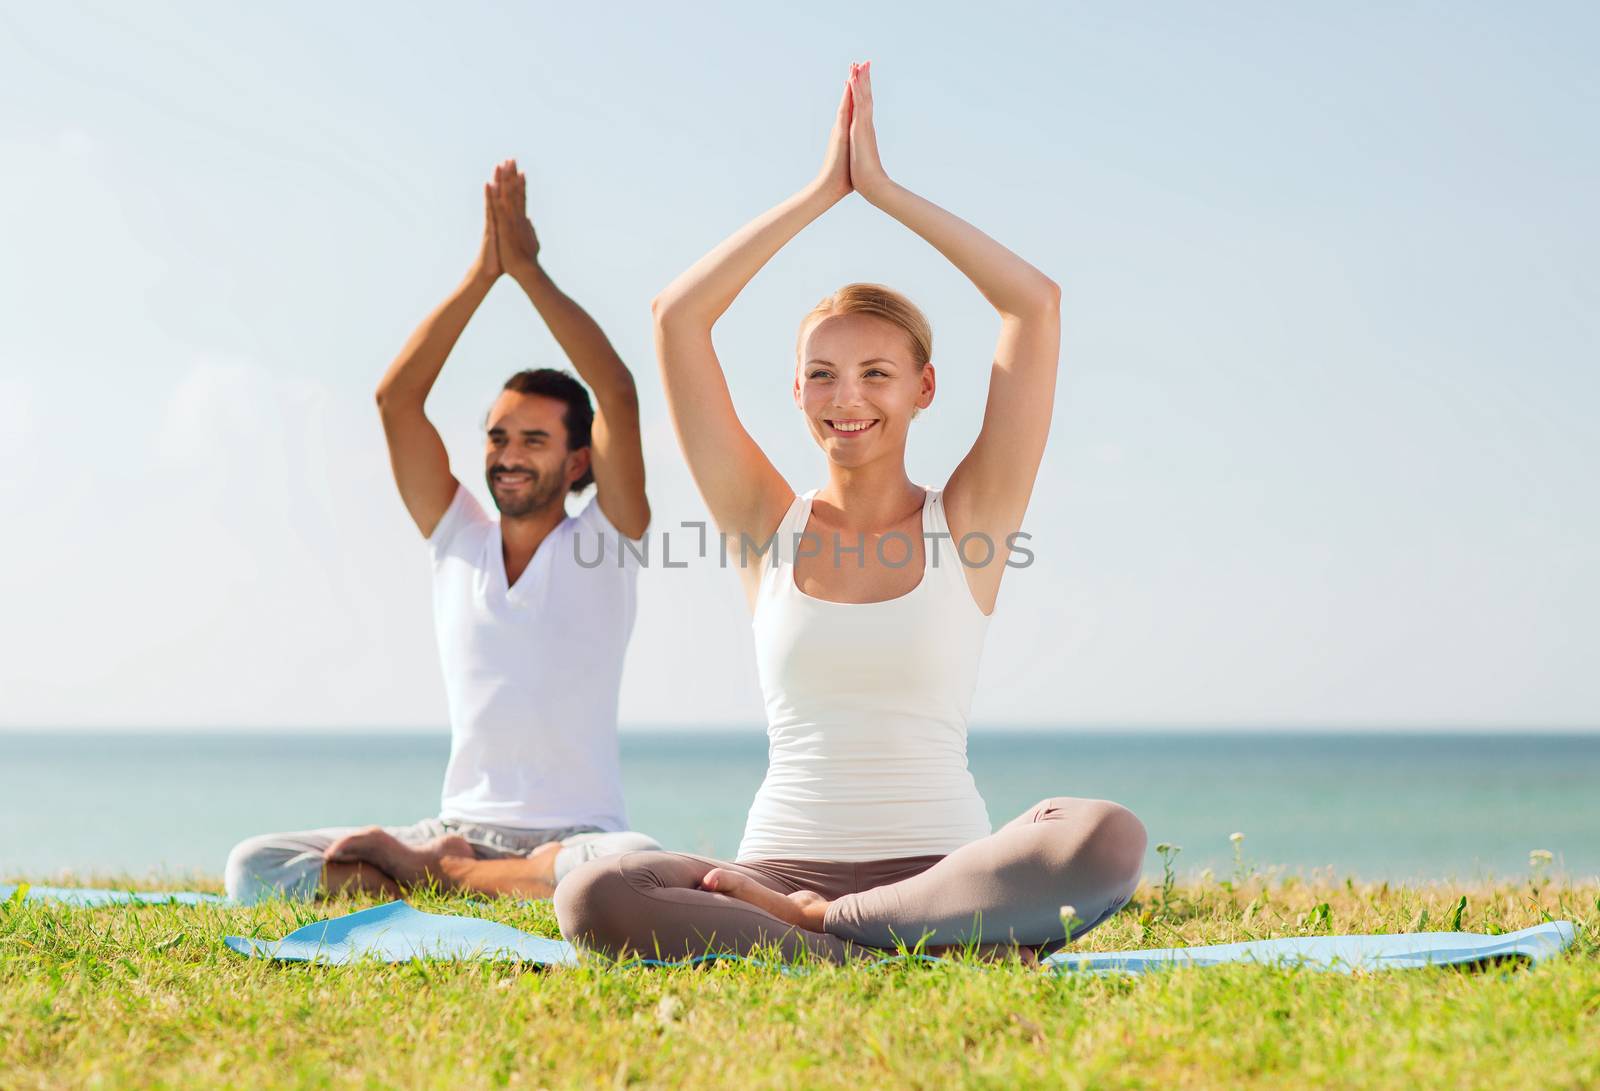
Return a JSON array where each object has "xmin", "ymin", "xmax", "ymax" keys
[
  {"xmin": 555, "ymin": 797, "xmax": 1147, "ymax": 962},
  {"xmin": 224, "ymin": 816, "xmax": 661, "ymax": 904}
]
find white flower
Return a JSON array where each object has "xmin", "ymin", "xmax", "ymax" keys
[
  {"xmin": 1529, "ymin": 849, "xmax": 1554, "ymax": 865},
  {"xmin": 1230, "ymin": 832, "xmax": 1245, "ymax": 844}
]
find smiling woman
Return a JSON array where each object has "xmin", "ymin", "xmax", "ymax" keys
[
  {"xmin": 555, "ymin": 62, "xmax": 1145, "ymax": 964},
  {"xmin": 796, "ymin": 283, "xmax": 934, "ymax": 452}
]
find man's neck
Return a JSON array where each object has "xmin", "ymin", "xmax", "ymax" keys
[{"xmin": 500, "ymin": 502, "xmax": 569, "ymax": 584}]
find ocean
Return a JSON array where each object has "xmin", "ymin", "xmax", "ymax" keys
[{"xmin": 3, "ymin": 730, "xmax": 1596, "ymax": 883}]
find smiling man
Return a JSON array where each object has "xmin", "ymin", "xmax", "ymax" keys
[{"xmin": 223, "ymin": 160, "xmax": 660, "ymax": 902}]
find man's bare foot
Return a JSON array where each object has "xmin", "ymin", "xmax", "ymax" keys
[
  {"xmin": 437, "ymin": 841, "xmax": 561, "ymax": 900},
  {"xmin": 699, "ymin": 868, "xmax": 830, "ymax": 932},
  {"xmin": 320, "ymin": 860, "xmax": 403, "ymax": 899},
  {"xmin": 324, "ymin": 827, "xmax": 475, "ymax": 888}
]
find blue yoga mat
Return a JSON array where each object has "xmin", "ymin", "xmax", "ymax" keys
[
  {"xmin": 224, "ymin": 901, "xmax": 578, "ymax": 965},
  {"xmin": 224, "ymin": 900, "xmax": 1577, "ymax": 971},
  {"xmin": 1041, "ymin": 921, "xmax": 1576, "ymax": 974},
  {"xmin": 1, "ymin": 883, "xmax": 229, "ymax": 907}
]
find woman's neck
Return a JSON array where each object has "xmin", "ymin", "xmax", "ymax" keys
[{"xmin": 812, "ymin": 460, "xmax": 925, "ymax": 532}]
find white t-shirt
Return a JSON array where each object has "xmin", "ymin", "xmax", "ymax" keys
[{"xmin": 427, "ymin": 483, "xmax": 643, "ymax": 830}]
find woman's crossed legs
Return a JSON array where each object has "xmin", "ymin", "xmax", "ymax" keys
[{"xmin": 555, "ymin": 797, "xmax": 1147, "ymax": 963}]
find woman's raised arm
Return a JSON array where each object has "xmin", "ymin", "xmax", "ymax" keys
[
  {"xmin": 848, "ymin": 62, "xmax": 1062, "ymax": 613},
  {"xmin": 652, "ymin": 77, "xmax": 854, "ymax": 562}
]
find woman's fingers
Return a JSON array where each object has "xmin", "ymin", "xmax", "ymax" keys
[
  {"xmin": 845, "ymin": 60, "xmax": 889, "ymax": 197},
  {"xmin": 852, "ymin": 59, "xmax": 873, "ymax": 114},
  {"xmin": 812, "ymin": 67, "xmax": 853, "ymax": 196}
]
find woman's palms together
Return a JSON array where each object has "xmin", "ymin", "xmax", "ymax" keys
[
  {"xmin": 818, "ymin": 60, "xmax": 889, "ymax": 201},
  {"xmin": 847, "ymin": 61, "xmax": 889, "ymax": 198}
]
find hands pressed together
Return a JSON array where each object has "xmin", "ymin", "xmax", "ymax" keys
[
  {"xmin": 473, "ymin": 60, "xmax": 884, "ymax": 282},
  {"xmin": 817, "ymin": 60, "xmax": 890, "ymax": 204},
  {"xmin": 472, "ymin": 158, "xmax": 542, "ymax": 286}
]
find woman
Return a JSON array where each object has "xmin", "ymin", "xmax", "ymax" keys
[{"xmin": 556, "ymin": 63, "xmax": 1147, "ymax": 962}]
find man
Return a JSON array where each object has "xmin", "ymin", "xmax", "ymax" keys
[{"xmin": 224, "ymin": 159, "xmax": 659, "ymax": 902}]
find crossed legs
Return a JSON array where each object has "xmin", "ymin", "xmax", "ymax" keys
[
  {"xmin": 556, "ymin": 797, "xmax": 1147, "ymax": 962},
  {"xmin": 322, "ymin": 828, "xmax": 564, "ymax": 899},
  {"xmin": 224, "ymin": 821, "xmax": 661, "ymax": 903}
]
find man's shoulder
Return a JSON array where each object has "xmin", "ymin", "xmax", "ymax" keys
[
  {"xmin": 429, "ymin": 485, "xmax": 495, "ymax": 561},
  {"xmin": 555, "ymin": 495, "xmax": 645, "ymax": 576},
  {"xmin": 568, "ymin": 493, "xmax": 649, "ymax": 543}
]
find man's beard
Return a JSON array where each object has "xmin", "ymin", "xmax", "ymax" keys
[{"xmin": 486, "ymin": 467, "xmax": 564, "ymax": 518}]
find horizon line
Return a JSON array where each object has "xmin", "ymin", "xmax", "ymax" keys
[{"xmin": 2, "ymin": 722, "xmax": 1597, "ymax": 736}]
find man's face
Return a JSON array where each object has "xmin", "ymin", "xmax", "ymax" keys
[{"xmin": 483, "ymin": 391, "xmax": 585, "ymax": 518}]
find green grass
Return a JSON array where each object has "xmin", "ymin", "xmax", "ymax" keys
[{"xmin": 2, "ymin": 871, "xmax": 1596, "ymax": 1089}]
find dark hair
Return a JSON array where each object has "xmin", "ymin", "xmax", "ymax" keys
[{"xmin": 500, "ymin": 368, "xmax": 595, "ymax": 493}]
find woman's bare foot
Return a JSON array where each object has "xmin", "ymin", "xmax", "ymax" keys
[
  {"xmin": 694, "ymin": 870, "xmax": 1041, "ymax": 963},
  {"xmin": 699, "ymin": 868, "xmax": 831, "ymax": 932},
  {"xmin": 324, "ymin": 827, "xmax": 475, "ymax": 888}
]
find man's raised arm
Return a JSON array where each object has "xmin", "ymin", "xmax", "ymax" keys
[
  {"xmin": 491, "ymin": 160, "xmax": 650, "ymax": 540},
  {"xmin": 374, "ymin": 182, "xmax": 503, "ymax": 538}
]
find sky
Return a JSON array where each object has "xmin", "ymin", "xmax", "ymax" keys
[{"xmin": 1, "ymin": 2, "xmax": 1596, "ymax": 731}]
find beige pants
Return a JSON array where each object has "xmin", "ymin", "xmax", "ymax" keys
[{"xmin": 555, "ymin": 797, "xmax": 1146, "ymax": 962}]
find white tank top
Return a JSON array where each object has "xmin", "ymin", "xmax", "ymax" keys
[{"xmin": 737, "ymin": 486, "xmax": 994, "ymax": 861}]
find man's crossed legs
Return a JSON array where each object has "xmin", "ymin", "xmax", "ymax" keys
[{"xmin": 224, "ymin": 818, "xmax": 660, "ymax": 904}]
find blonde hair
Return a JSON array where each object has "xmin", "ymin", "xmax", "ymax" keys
[{"xmin": 796, "ymin": 283, "xmax": 932, "ymax": 369}]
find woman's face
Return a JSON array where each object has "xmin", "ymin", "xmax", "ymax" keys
[{"xmin": 794, "ymin": 312, "xmax": 934, "ymax": 466}]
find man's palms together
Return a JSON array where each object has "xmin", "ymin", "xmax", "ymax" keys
[{"xmin": 491, "ymin": 158, "xmax": 541, "ymax": 277}]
